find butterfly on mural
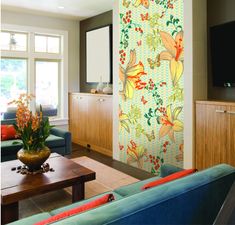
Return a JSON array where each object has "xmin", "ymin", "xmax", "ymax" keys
[
  {"xmin": 141, "ymin": 96, "xmax": 148, "ymax": 105},
  {"xmin": 122, "ymin": 0, "xmax": 131, "ymax": 8},
  {"xmin": 119, "ymin": 143, "xmax": 124, "ymax": 151},
  {"xmin": 137, "ymin": 40, "xmax": 142, "ymax": 46},
  {"xmin": 133, "ymin": 0, "xmax": 149, "ymax": 9},
  {"xmin": 146, "ymin": 130, "xmax": 155, "ymax": 142},
  {"xmin": 147, "ymin": 56, "xmax": 160, "ymax": 70},
  {"xmin": 140, "ymin": 13, "xmax": 149, "ymax": 21}
]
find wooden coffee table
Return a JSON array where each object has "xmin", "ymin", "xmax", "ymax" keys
[{"xmin": 1, "ymin": 153, "xmax": 96, "ymax": 225}]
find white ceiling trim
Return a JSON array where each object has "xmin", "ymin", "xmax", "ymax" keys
[{"xmin": 1, "ymin": 0, "xmax": 114, "ymax": 20}]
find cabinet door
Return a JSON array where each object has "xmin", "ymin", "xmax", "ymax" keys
[
  {"xmin": 228, "ymin": 106, "xmax": 235, "ymax": 166},
  {"xmin": 69, "ymin": 94, "xmax": 88, "ymax": 144},
  {"xmin": 98, "ymin": 96, "xmax": 113, "ymax": 152},
  {"xmin": 87, "ymin": 95, "xmax": 100, "ymax": 146},
  {"xmin": 87, "ymin": 95, "xmax": 113, "ymax": 156},
  {"xmin": 196, "ymin": 103, "xmax": 228, "ymax": 170}
]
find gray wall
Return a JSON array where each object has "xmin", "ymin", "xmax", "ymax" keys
[
  {"xmin": 80, "ymin": 10, "xmax": 112, "ymax": 93},
  {"xmin": 1, "ymin": 10, "xmax": 80, "ymax": 92},
  {"xmin": 207, "ymin": 0, "xmax": 235, "ymax": 100}
]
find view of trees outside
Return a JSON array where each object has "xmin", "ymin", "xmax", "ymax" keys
[
  {"xmin": 1, "ymin": 31, "xmax": 62, "ymax": 118},
  {"xmin": 35, "ymin": 61, "xmax": 59, "ymax": 112},
  {"xmin": 0, "ymin": 58, "xmax": 27, "ymax": 112}
]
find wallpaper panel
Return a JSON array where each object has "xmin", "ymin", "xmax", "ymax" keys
[{"xmin": 118, "ymin": 0, "xmax": 184, "ymax": 174}]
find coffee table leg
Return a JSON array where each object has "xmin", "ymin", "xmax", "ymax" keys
[
  {"xmin": 72, "ymin": 182, "xmax": 84, "ymax": 202},
  {"xmin": 1, "ymin": 202, "xmax": 19, "ymax": 225}
]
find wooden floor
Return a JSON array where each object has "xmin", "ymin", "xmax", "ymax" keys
[{"xmin": 67, "ymin": 143, "xmax": 154, "ymax": 180}]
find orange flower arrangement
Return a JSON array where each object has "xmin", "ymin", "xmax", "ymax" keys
[{"xmin": 9, "ymin": 94, "xmax": 52, "ymax": 151}]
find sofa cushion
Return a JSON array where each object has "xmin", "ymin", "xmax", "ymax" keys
[
  {"xmin": 142, "ymin": 168, "xmax": 197, "ymax": 190},
  {"xmin": 7, "ymin": 213, "xmax": 51, "ymax": 225},
  {"xmin": 1, "ymin": 125, "xmax": 17, "ymax": 140},
  {"xmin": 1, "ymin": 139, "xmax": 22, "ymax": 156},
  {"xmin": 51, "ymin": 192, "xmax": 124, "ymax": 215},
  {"xmin": 1, "ymin": 134, "xmax": 64, "ymax": 156},
  {"xmin": 34, "ymin": 194, "xmax": 115, "ymax": 225},
  {"xmin": 45, "ymin": 135, "xmax": 65, "ymax": 148},
  {"xmin": 114, "ymin": 176, "xmax": 161, "ymax": 197}
]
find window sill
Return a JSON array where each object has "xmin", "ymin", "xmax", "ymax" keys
[{"xmin": 49, "ymin": 118, "xmax": 68, "ymax": 126}]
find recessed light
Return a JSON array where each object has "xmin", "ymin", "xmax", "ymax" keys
[{"xmin": 58, "ymin": 6, "xmax": 64, "ymax": 9}]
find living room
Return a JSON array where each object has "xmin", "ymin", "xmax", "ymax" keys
[{"xmin": 1, "ymin": 0, "xmax": 235, "ymax": 224}]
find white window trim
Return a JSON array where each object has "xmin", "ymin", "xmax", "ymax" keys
[{"xmin": 1, "ymin": 24, "xmax": 68, "ymax": 126}]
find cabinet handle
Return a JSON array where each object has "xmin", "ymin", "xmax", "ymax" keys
[
  {"xmin": 79, "ymin": 96, "xmax": 83, "ymax": 100},
  {"xmin": 228, "ymin": 111, "xmax": 235, "ymax": 115},
  {"xmin": 98, "ymin": 98, "xmax": 105, "ymax": 102},
  {"xmin": 215, "ymin": 109, "xmax": 226, "ymax": 113}
]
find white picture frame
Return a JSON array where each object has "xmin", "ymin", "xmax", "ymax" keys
[{"xmin": 86, "ymin": 25, "xmax": 112, "ymax": 83}]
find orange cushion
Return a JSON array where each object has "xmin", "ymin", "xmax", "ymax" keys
[
  {"xmin": 141, "ymin": 169, "xmax": 197, "ymax": 190},
  {"xmin": 1, "ymin": 125, "xmax": 17, "ymax": 141},
  {"xmin": 34, "ymin": 194, "xmax": 115, "ymax": 225}
]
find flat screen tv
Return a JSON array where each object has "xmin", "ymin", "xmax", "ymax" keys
[{"xmin": 210, "ymin": 21, "xmax": 235, "ymax": 87}]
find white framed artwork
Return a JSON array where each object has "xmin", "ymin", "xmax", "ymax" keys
[{"xmin": 86, "ymin": 25, "xmax": 112, "ymax": 83}]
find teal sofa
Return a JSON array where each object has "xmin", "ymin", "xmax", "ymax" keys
[
  {"xmin": 1, "ymin": 119, "xmax": 72, "ymax": 162},
  {"xmin": 7, "ymin": 163, "xmax": 235, "ymax": 225}
]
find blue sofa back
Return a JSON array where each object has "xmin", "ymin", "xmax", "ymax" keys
[
  {"xmin": 1, "ymin": 118, "xmax": 71, "ymax": 161},
  {"xmin": 49, "ymin": 164, "xmax": 235, "ymax": 225}
]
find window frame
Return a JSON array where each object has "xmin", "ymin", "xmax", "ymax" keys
[
  {"xmin": 34, "ymin": 34, "xmax": 61, "ymax": 54},
  {"xmin": 1, "ymin": 24, "xmax": 68, "ymax": 126},
  {"xmin": 1, "ymin": 30, "xmax": 28, "ymax": 52}
]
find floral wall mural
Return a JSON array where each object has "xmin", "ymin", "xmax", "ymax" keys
[{"xmin": 118, "ymin": 0, "xmax": 184, "ymax": 175}]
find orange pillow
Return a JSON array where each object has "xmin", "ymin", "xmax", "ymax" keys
[
  {"xmin": 1, "ymin": 125, "xmax": 17, "ymax": 141},
  {"xmin": 34, "ymin": 194, "xmax": 115, "ymax": 225},
  {"xmin": 141, "ymin": 169, "xmax": 197, "ymax": 190}
]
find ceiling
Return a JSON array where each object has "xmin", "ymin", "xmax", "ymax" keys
[{"xmin": 1, "ymin": 0, "xmax": 114, "ymax": 20}]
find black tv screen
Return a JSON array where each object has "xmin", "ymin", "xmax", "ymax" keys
[{"xmin": 210, "ymin": 21, "xmax": 235, "ymax": 87}]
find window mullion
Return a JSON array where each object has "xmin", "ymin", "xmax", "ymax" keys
[{"xmin": 28, "ymin": 32, "xmax": 36, "ymax": 113}]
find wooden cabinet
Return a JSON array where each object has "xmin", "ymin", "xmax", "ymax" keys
[
  {"xmin": 195, "ymin": 101, "xmax": 235, "ymax": 170},
  {"xmin": 69, "ymin": 93, "xmax": 113, "ymax": 157}
]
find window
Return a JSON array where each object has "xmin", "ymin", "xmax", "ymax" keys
[
  {"xmin": 1, "ymin": 24, "xmax": 68, "ymax": 124},
  {"xmin": 36, "ymin": 61, "xmax": 59, "ymax": 117},
  {"xmin": 0, "ymin": 58, "xmax": 27, "ymax": 112},
  {"xmin": 35, "ymin": 34, "xmax": 60, "ymax": 53},
  {"xmin": 0, "ymin": 31, "xmax": 27, "ymax": 51}
]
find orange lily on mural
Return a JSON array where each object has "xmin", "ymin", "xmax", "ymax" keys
[
  {"xmin": 158, "ymin": 31, "xmax": 184, "ymax": 87},
  {"xmin": 133, "ymin": 0, "xmax": 149, "ymax": 8},
  {"xmin": 119, "ymin": 49, "xmax": 147, "ymax": 101},
  {"xmin": 159, "ymin": 104, "xmax": 183, "ymax": 142}
]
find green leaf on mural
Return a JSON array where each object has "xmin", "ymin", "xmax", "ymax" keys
[
  {"xmin": 120, "ymin": 13, "xmax": 124, "ymax": 19},
  {"xmin": 166, "ymin": 21, "xmax": 171, "ymax": 26},
  {"xmin": 151, "ymin": 167, "xmax": 156, "ymax": 174}
]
